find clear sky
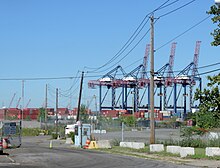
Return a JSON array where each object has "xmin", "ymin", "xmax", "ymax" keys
[{"xmin": 0, "ymin": 0, "xmax": 219, "ymax": 110}]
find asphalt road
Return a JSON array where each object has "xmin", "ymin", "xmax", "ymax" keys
[{"xmin": 0, "ymin": 136, "xmax": 195, "ymax": 168}]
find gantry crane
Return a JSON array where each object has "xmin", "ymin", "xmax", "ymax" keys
[
  {"xmin": 174, "ymin": 41, "xmax": 202, "ymax": 118},
  {"xmin": 154, "ymin": 42, "xmax": 177, "ymax": 111},
  {"xmin": 88, "ymin": 65, "xmax": 125, "ymax": 112},
  {"xmin": 16, "ymin": 97, "xmax": 21, "ymax": 108},
  {"xmin": 8, "ymin": 93, "xmax": 16, "ymax": 108}
]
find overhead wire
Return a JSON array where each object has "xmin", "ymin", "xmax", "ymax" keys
[
  {"xmin": 0, "ymin": 62, "xmax": 219, "ymax": 81},
  {"xmin": 158, "ymin": 0, "xmax": 196, "ymax": 18},
  {"xmin": 91, "ymin": 27, "xmax": 152, "ymax": 74},
  {"xmin": 86, "ymin": 0, "xmax": 199, "ymax": 74},
  {"xmin": 155, "ymin": 15, "xmax": 211, "ymax": 51},
  {"xmin": 59, "ymin": 71, "xmax": 80, "ymax": 93},
  {"xmin": 85, "ymin": 0, "xmax": 179, "ymax": 72},
  {"xmin": 120, "ymin": 15, "xmax": 211, "ymax": 70}
]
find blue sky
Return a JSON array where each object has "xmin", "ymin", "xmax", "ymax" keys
[{"xmin": 0, "ymin": 0, "xmax": 219, "ymax": 109}]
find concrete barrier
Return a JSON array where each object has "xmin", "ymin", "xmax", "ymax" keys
[
  {"xmin": 97, "ymin": 140, "xmax": 111, "ymax": 149},
  {"xmin": 120, "ymin": 142, "xmax": 145, "ymax": 149},
  {"xmin": 92, "ymin": 130, "xmax": 101, "ymax": 133},
  {"xmin": 92, "ymin": 130, "xmax": 107, "ymax": 134},
  {"xmin": 206, "ymin": 147, "xmax": 220, "ymax": 157},
  {"xmin": 166, "ymin": 146, "xmax": 181, "ymax": 154},
  {"xmin": 65, "ymin": 138, "xmax": 73, "ymax": 144},
  {"xmin": 149, "ymin": 144, "xmax": 164, "ymax": 152},
  {"xmin": 180, "ymin": 147, "xmax": 195, "ymax": 157},
  {"xmin": 208, "ymin": 132, "xmax": 219, "ymax": 139},
  {"xmin": 101, "ymin": 130, "xmax": 107, "ymax": 134}
]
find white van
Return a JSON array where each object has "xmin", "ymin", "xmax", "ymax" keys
[{"xmin": 65, "ymin": 124, "xmax": 77, "ymax": 135}]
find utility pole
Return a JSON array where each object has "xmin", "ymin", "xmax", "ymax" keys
[
  {"xmin": 22, "ymin": 80, "xmax": 25, "ymax": 126},
  {"xmin": 150, "ymin": 14, "xmax": 155, "ymax": 144},
  {"xmin": 94, "ymin": 95, "xmax": 97, "ymax": 118},
  {"xmin": 76, "ymin": 71, "xmax": 84, "ymax": 122},
  {"xmin": 45, "ymin": 84, "xmax": 48, "ymax": 130},
  {"xmin": 56, "ymin": 88, "xmax": 58, "ymax": 136}
]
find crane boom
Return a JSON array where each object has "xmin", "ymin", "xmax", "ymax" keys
[
  {"xmin": 25, "ymin": 99, "xmax": 31, "ymax": 108},
  {"xmin": 8, "ymin": 93, "xmax": 16, "ymax": 108},
  {"xmin": 16, "ymin": 97, "xmax": 21, "ymax": 108},
  {"xmin": 192, "ymin": 41, "xmax": 201, "ymax": 77},
  {"xmin": 167, "ymin": 42, "xmax": 177, "ymax": 79},
  {"xmin": 142, "ymin": 44, "xmax": 150, "ymax": 79},
  {"xmin": 166, "ymin": 42, "xmax": 177, "ymax": 86}
]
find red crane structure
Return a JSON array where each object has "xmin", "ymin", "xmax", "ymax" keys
[
  {"xmin": 8, "ymin": 93, "xmax": 16, "ymax": 108},
  {"xmin": 25, "ymin": 99, "xmax": 31, "ymax": 108},
  {"xmin": 173, "ymin": 41, "xmax": 202, "ymax": 118},
  {"xmin": 88, "ymin": 65, "xmax": 126, "ymax": 111},
  {"xmin": 16, "ymin": 97, "xmax": 21, "ymax": 108},
  {"xmin": 88, "ymin": 41, "xmax": 201, "ymax": 119},
  {"xmin": 88, "ymin": 44, "xmax": 151, "ymax": 113},
  {"xmin": 153, "ymin": 42, "xmax": 177, "ymax": 111}
]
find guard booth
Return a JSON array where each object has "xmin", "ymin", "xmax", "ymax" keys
[
  {"xmin": 74, "ymin": 123, "xmax": 91, "ymax": 147},
  {"xmin": 0, "ymin": 121, "xmax": 22, "ymax": 148}
]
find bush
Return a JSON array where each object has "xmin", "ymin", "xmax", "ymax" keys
[
  {"xmin": 180, "ymin": 126, "xmax": 208, "ymax": 138},
  {"xmin": 111, "ymin": 138, "xmax": 120, "ymax": 146},
  {"xmin": 179, "ymin": 138, "xmax": 206, "ymax": 148},
  {"xmin": 22, "ymin": 128, "xmax": 41, "ymax": 136},
  {"xmin": 67, "ymin": 132, "xmax": 75, "ymax": 143},
  {"xmin": 51, "ymin": 133, "xmax": 58, "ymax": 139},
  {"xmin": 25, "ymin": 116, "xmax": 32, "ymax": 121}
]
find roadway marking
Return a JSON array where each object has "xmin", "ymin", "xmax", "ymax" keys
[
  {"xmin": 0, "ymin": 163, "xmax": 20, "ymax": 166},
  {"xmin": 0, "ymin": 155, "xmax": 20, "ymax": 166},
  {"xmin": 6, "ymin": 156, "xmax": 16, "ymax": 163}
]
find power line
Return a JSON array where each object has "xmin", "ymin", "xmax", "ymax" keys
[
  {"xmin": 158, "ymin": 0, "xmax": 196, "ymax": 18},
  {"xmin": 59, "ymin": 71, "xmax": 80, "ymax": 93},
  {"xmin": 85, "ymin": 0, "xmax": 179, "ymax": 72},
  {"xmin": 86, "ymin": 1, "xmax": 199, "ymax": 74},
  {"xmin": 90, "ymin": 27, "xmax": 152, "ymax": 74},
  {"xmin": 0, "ymin": 62, "xmax": 219, "ymax": 81},
  {"xmin": 95, "ymin": 62, "xmax": 220, "ymax": 76},
  {"xmin": 195, "ymin": 68, "xmax": 220, "ymax": 76},
  {"xmin": 155, "ymin": 15, "xmax": 211, "ymax": 51}
]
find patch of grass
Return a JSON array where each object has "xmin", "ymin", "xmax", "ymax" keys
[
  {"xmin": 112, "ymin": 146, "xmax": 150, "ymax": 153},
  {"xmin": 151, "ymin": 150, "xmax": 180, "ymax": 157},
  {"xmin": 185, "ymin": 148, "xmax": 220, "ymax": 160},
  {"xmin": 110, "ymin": 139, "xmax": 121, "ymax": 146},
  {"xmin": 22, "ymin": 128, "xmax": 41, "ymax": 136},
  {"xmin": 98, "ymin": 145, "xmax": 220, "ymax": 161}
]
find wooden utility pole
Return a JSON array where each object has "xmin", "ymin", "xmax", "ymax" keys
[
  {"xmin": 150, "ymin": 14, "xmax": 155, "ymax": 144},
  {"xmin": 22, "ymin": 80, "xmax": 25, "ymax": 126},
  {"xmin": 55, "ymin": 88, "xmax": 58, "ymax": 135},
  {"xmin": 76, "ymin": 71, "xmax": 84, "ymax": 122},
  {"xmin": 45, "ymin": 84, "xmax": 48, "ymax": 130}
]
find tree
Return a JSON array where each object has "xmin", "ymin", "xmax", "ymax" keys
[
  {"xmin": 207, "ymin": 5, "xmax": 220, "ymax": 46},
  {"xmin": 38, "ymin": 108, "xmax": 46, "ymax": 122},
  {"xmin": 194, "ymin": 73, "xmax": 220, "ymax": 128},
  {"xmin": 80, "ymin": 104, "xmax": 89, "ymax": 123},
  {"xmin": 120, "ymin": 115, "xmax": 137, "ymax": 127}
]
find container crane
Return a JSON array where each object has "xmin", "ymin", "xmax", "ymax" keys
[
  {"xmin": 25, "ymin": 99, "xmax": 31, "ymax": 108},
  {"xmin": 8, "ymin": 93, "xmax": 16, "ymax": 108},
  {"xmin": 154, "ymin": 42, "xmax": 177, "ymax": 110},
  {"xmin": 174, "ymin": 41, "xmax": 201, "ymax": 117},
  {"xmin": 88, "ymin": 65, "xmax": 125, "ymax": 111},
  {"xmin": 16, "ymin": 97, "xmax": 21, "ymax": 108},
  {"xmin": 141, "ymin": 44, "xmax": 150, "ymax": 79}
]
